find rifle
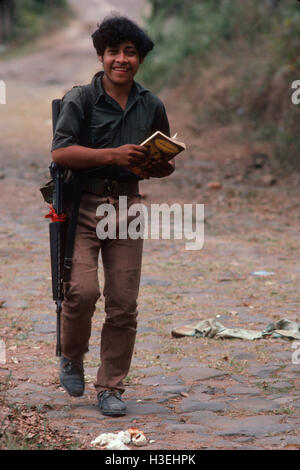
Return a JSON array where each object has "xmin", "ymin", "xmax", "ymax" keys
[
  {"xmin": 48, "ymin": 162, "xmax": 66, "ymax": 357},
  {"xmin": 42, "ymin": 83, "xmax": 97, "ymax": 356},
  {"xmin": 45, "ymin": 99, "xmax": 83, "ymax": 357},
  {"xmin": 46, "ymin": 99, "xmax": 67, "ymax": 357}
]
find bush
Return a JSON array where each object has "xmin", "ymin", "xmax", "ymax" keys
[
  {"xmin": 139, "ymin": 0, "xmax": 279, "ymax": 86},
  {"xmin": 139, "ymin": 0, "xmax": 300, "ymax": 169},
  {"xmin": 2, "ymin": 0, "xmax": 69, "ymax": 44}
]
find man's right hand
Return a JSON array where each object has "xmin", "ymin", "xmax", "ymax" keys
[{"xmin": 112, "ymin": 144, "xmax": 148, "ymax": 169}]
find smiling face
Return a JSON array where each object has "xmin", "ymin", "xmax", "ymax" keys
[{"xmin": 99, "ymin": 41, "xmax": 143, "ymax": 88}]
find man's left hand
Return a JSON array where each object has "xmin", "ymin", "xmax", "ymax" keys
[{"xmin": 144, "ymin": 159, "xmax": 175, "ymax": 178}]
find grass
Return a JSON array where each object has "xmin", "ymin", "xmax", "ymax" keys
[
  {"xmin": 215, "ymin": 356, "xmax": 249, "ymax": 375},
  {"xmin": 253, "ymin": 345, "xmax": 273, "ymax": 363},
  {"xmin": 274, "ymin": 407, "xmax": 295, "ymax": 416},
  {"xmin": 161, "ymin": 344, "xmax": 182, "ymax": 355},
  {"xmin": 124, "ymin": 372, "xmax": 141, "ymax": 385}
]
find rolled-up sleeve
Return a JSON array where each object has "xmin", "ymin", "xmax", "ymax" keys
[{"xmin": 51, "ymin": 87, "xmax": 85, "ymax": 151}]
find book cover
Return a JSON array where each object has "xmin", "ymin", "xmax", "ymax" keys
[{"xmin": 131, "ymin": 131, "xmax": 186, "ymax": 178}]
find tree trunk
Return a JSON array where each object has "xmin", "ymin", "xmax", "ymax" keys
[{"xmin": 0, "ymin": 0, "xmax": 15, "ymax": 42}]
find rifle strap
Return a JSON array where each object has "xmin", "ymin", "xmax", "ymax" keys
[
  {"xmin": 77, "ymin": 77, "xmax": 99, "ymax": 146},
  {"xmin": 62, "ymin": 82, "xmax": 97, "ymax": 282}
]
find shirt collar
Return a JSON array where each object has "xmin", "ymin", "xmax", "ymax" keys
[{"xmin": 91, "ymin": 71, "xmax": 149, "ymax": 105}]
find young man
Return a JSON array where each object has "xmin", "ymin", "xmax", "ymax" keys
[{"xmin": 51, "ymin": 15, "xmax": 175, "ymax": 416}]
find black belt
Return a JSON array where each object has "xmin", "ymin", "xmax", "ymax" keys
[{"xmin": 82, "ymin": 178, "xmax": 139, "ymax": 197}]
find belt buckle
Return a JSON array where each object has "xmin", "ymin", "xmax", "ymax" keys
[
  {"xmin": 103, "ymin": 179, "xmax": 118, "ymax": 197},
  {"xmin": 111, "ymin": 180, "xmax": 118, "ymax": 198},
  {"xmin": 103, "ymin": 179, "xmax": 110, "ymax": 197}
]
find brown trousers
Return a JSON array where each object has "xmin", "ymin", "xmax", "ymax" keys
[{"xmin": 61, "ymin": 191, "xmax": 143, "ymax": 394}]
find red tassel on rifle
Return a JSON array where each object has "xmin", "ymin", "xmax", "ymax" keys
[{"xmin": 45, "ymin": 205, "xmax": 67, "ymax": 222}]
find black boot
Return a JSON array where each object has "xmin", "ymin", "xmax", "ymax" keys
[
  {"xmin": 59, "ymin": 355, "xmax": 85, "ymax": 397},
  {"xmin": 97, "ymin": 390, "xmax": 127, "ymax": 416}
]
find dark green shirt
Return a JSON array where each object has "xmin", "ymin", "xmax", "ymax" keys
[{"xmin": 51, "ymin": 71, "xmax": 170, "ymax": 181}]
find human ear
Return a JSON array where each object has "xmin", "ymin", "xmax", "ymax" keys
[{"xmin": 98, "ymin": 55, "xmax": 103, "ymax": 63}]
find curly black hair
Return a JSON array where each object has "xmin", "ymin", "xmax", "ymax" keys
[{"xmin": 91, "ymin": 14, "xmax": 154, "ymax": 60}]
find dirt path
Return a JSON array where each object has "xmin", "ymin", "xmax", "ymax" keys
[{"xmin": 0, "ymin": 0, "xmax": 300, "ymax": 450}]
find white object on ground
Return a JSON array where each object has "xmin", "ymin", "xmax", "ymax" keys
[
  {"xmin": 127, "ymin": 427, "xmax": 147, "ymax": 447},
  {"xmin": 132, "ymin": 432, "xmax": 147, "ymax": 446},
  {"xmin": 91, "ymin": 430, "xmax": 131, "ymax": 449}
]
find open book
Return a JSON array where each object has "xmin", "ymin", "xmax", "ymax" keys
[{"xmin": 131, "ymin": 131, "xmax": 186, "ymax": 178}]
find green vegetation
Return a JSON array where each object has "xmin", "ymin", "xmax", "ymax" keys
[
  {"xmin": 0, "ymin": 0, "xmax": 70, "ymax": 46},
  {"xmin": 139, "ymin": 0, "xmax": 300, "ymax": 169}
]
